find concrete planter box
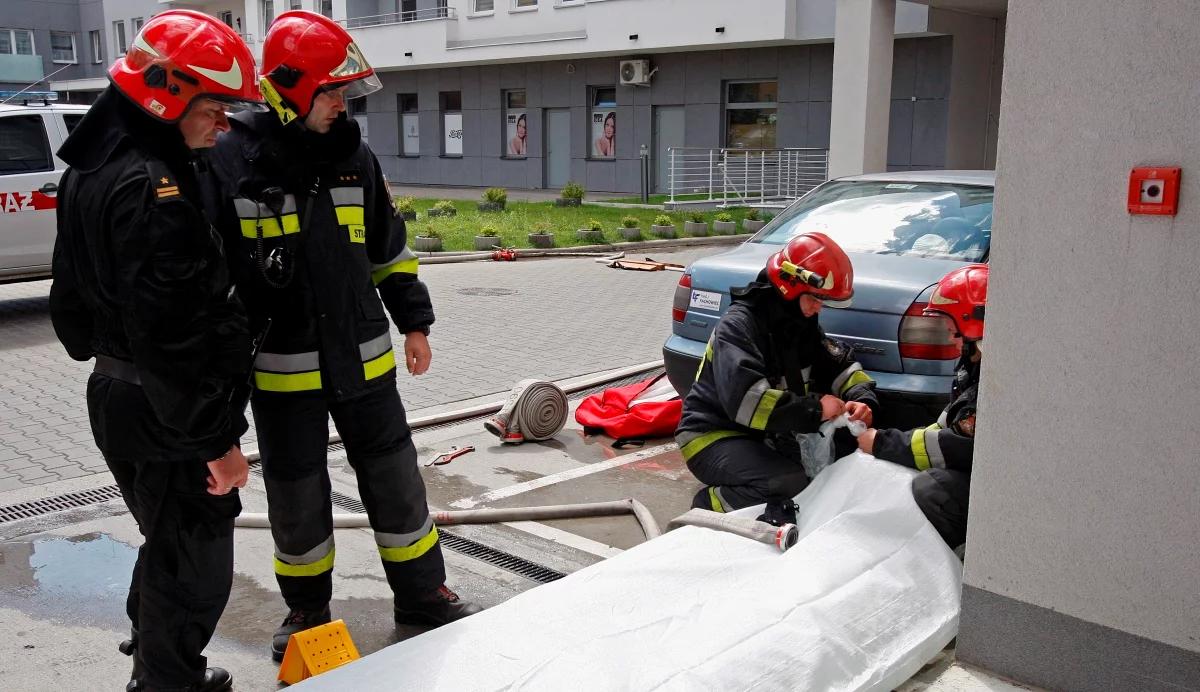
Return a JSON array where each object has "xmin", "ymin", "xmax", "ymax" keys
[
  {"xmin": 474, "ymin": 235, "xmax": 500, "ymax": 251},
  {"xmin": 399, "ymin": 211, "xmax": 417, "ymax": 221},
  {"xmin": 577, "ymin": 229, "xmax": 605, "ymax": 243},
  {"xmin": 742, "ymin": 219, "xmax": 766, "ymax": 232},
  {"xmin": 413, "ymin": 236, "xmax": 442, "ymax": 252},
  {"xmin": 527, "ymin": 233, "xmax": 555, "ymax": 248},
  {"xmin": 619, "ymin": 227, "xmax": 642, "ymax": 241},
  {"xmin": 427, "ymin": 207, "xmax": 457, "ymax": 218},
  {"xmin": 556, "ymin": 197, "xmax": 582, "ymax": 207},
  {"xmin": 651, "ymin": 224, "xmax": 678, "ymax": 239},
  {"xmin": 477, "ymin": 201, "xmax": 506, "ymax": 212},
  {"xmin": 684, "ymin": 221, "xmax": 709, "ymax": 237},
  {"xmin": 713, "ymin": 221, "xmax": 738, "ymax": 235}
]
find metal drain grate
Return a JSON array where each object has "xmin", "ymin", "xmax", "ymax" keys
[
  {"xmin": 437, "ymin": 531, "xmax": 565, "ymax": 584},
  {"xmin": 0, "ymin": 484, "xmax": 123, "ymax": 523},
  {"xmin": 330, "ymin": 490, "xmax": 366, "ymax": 514}
]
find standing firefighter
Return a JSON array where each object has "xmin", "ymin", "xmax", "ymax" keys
[
  {"xmin": 49, "ymin": 11, "xmax": 265, "ymax": 692},
  {"xmin": 204, "ymin": 10, "xmax": 480, "ymax": 661},
  {"xmin": 858, "ymin": 263, "xmax": 988, "ymax": 551},
  {"xmin": 677, "ymin": 232, "xmax": 879, "ymax": 512}
]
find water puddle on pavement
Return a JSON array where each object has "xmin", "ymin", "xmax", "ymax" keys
[{"xmin": 0, "ymin": 532, "xmax": 135, "ymax": 630}]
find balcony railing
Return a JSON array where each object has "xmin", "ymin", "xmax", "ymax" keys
[{"xmin": 342, "ymin": 6, "xmax": 457, "ymax": 29}]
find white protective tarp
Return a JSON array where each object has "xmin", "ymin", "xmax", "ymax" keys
[{"xmin": 296, "ymin": 453, "xmax": 962, "ymax": 692}]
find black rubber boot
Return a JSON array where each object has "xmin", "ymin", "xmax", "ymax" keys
[
  {"xmin": 394, "ymin": 585, "xmax": 483, "ymax": 627},
  {"xmin": 121, "ymin": 629, "xmax": 145, "ymax": 692},
  {"xmin": 193, "ymin": 667, "xmax": 233, "ymax": 692},
  {"xmin": 271, "ymin": 606, "xmax": 332, "ymax": 662}
]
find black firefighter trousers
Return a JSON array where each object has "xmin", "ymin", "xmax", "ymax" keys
[
  {"xmin": 251, "ymin": 384, "xmax": 445, "ymax": 612},
  {"xmin": 88, "ymin": 374, "xmax": 240, "ymax": 691}
]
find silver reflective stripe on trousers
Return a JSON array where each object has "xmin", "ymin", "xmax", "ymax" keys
[
  {"xmin": 275, "ymin": 534, "xmax": 334, "ymax": 564},
  {"xmin": 735, "ymin": 378, "xmax": 771, "ymax": 427},
  {"xmin": 374, "ymin": 515, "xmax": 434, "ymax": 548}
]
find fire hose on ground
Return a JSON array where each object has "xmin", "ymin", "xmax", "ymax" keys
[
  {"xmin": 235, "ymin": 499, "xmax": 662, "ymax": 542},
  {"xmin": 667, "ymin": 508, "xmax": 799, "ymax": 553}
]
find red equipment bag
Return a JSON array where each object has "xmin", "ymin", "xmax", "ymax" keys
[{"xmin": 574, "ymin": 373, "xmax": 682, "ymax": 443}]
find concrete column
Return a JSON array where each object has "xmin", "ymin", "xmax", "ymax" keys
[
  {"xmin": 827, "ymin": 0, "xmax": 895, "ymax": 179},
  {"xmin": 332, "ymin": 0, "xmax": 349, "ymax": 22},
  {"xmin": 929, "ymin": 8, "xmax": 1004, "ymax": 170}
]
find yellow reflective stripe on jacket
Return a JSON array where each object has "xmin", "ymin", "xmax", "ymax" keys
[
  {"xmin": 679, "ymin": 430, "xmax": 744, "ymax": 460},
  {"xmin": 839, "ymin": 370, "xmax": 873, "ymax": 396},
  {"xmin": 335, "ymin": 205, "xmax": 365, "ymax": 227},
  {"xmin": 371, "ymin": 246, "xmax": 420, "ymax": 285},
  {"xmin": 749, "ymin": 389, "xmax": 782, "ymax": 430},
  {"xmin": 910, "ymin": 423, "xmax": 941, "ymax": 471},
  {"xmin": 254, "ymin": 369, "xmax": 323, "ymax": 392},
  {"xmin": 694, "ymin": 339, "xmax": 714, "ymax": 381},
  {"xmin": 274, "ymin": 548, "xmax": 336, "ymax": 577},
  {"xmin": 377, "ymin": 526, "xmax": 439, "ymax": 563},
  {"xmin": 239, "ymin": 214, "xmax": 300, "ymax": 238},
  {"xmin": 363, "ymin": 348, "xmax": 396, "ymax": 380},
  {"xmin": 708, "ymin": 487, "xmax": 726, "ymax": 513}
]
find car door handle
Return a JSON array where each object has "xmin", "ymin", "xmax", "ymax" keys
[{"xmin": 39, "ymin": 182, "xmax": 58, "ymax": 194}]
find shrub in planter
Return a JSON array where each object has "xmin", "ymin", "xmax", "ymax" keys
[
  {"xmin": 556, "ymin": 180, "xmax": 585, "ymax": 207},
  {"xmin": 394, "ymin": 196, "xmax": 417, "ymax": 221},
  {"xmin": 412, "ymin": 227, "xmax": 442, "ymax": 252},
  {"xmin": 427, "ymin": 200, "xmax": 457, "ymax": 218},
  {"xmin": 474, "ymin": 225, "xmax": 500, "ymax": 251},
  {"xmin": 651, "ymin": 213, "xmax": 677, "ymax": 239},
  {"xmin": 713, "ymin": 211, "xmax": 737, "ymax": 235},
  {"xmin": 577, "ymin": 219, "xmax": 605, "ymax": 243},
  {"xmin": 742, "ymin": 207, "xmax": 766, "ymax": 232},
  {"xmin": 478, "ymin": 187, "xmax": 507, "ymax": 212},
  {"xmin": 527, "ymin": 222, "xmax": 556, "ymax": 248},
  {"xmin": 683, "ymin": 210, "xmax": 708, "ymax": 236},
  {"xmin": 618, "ymin": 215, "xmax": 642, "ymax": 241}
]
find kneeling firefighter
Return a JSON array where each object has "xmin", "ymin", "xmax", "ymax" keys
[
  {"xmin": 204, "ymin": 10, "xmax": 480, "ymax": 661},
  {"xmin": 858, "ymin": 263, "xmax": 988, "ymax": 551},
  {"xmin": 677, "ymin": 232, "xmax": 880, "ymax": 512}
]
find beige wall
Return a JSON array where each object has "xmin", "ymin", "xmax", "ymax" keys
[
  {"xmin": 965, "ymin": 0, "xmax": 1200, "ymax": 654},
  {"xmin": 929, "ymin": 7, "xmax": 1002, "ymax": 169}
]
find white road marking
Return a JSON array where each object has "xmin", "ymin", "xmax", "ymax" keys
[
  {"xmin": 449, "ymin": 442, "xmax": 679, "ymax": 509},
  {"xmin": 502, "ymin": 520, "xmax": 623, "ymax": 559}
]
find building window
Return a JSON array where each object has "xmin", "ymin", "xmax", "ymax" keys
[
  {"xmin": 289, "ymin": 0, "xmax": 303, "ymax": 9},
  {"xmin": 725, "ymin": 80, "xmax": 777, "ymax": 149},
  {"xmin": 398, "ymin": 93, "xmax": 419, "ymax": 156},
  {"xmin": 219, "ymin": 11, "xmax": 234, "ymax": 27},
  {"xmin": 50, "ymin": 32, "xmax": 77, "ymax": 64},
  {"xmin": 0, "ymin": 115, "xmax": 52, "ymax": 175},
  {"xmin": 590, "ymin": 86, "xmax": 616, "ymax": 159},
  {"xmin": 0, "ymin": 29, "xmax": 35, "ymax": 56},
  {"xmin": 514, "ymin": 0, "xmax": 538, "ymax": 7},
  {"xmin": 89, "ymin": 30, "xmax": 102, "ymax": 63},
  {"xmin": 441, "ymin": 91, "xmax": 462, "ymax": 156},
  {"xmin": 113, "ymin": 21, "xmax": 127, "ymax": 55},
  {"xmin": 320, "ymin": 0, "xmax": 333, "ymax": 17},
  {"xmin": 262, "ymin": 0, "xmax": 276, "ymax": 30},
  {"xmin": 133, "ymin": 17, "xmax": 144, "ymax": 35},
  {"xmin": 504, "ymin": 90, "xmax": 527, "ymax": 158},
  {"xmin": 474, "ymin": 0, "xmax": 495, "ymax": 12}
]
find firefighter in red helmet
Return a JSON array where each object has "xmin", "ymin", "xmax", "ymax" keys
[
  {"xmin": 859, "ymin": 263, "xmax": 988, "ymax": 552},
  {"xmin": 677, "ymin": 232, "xmax": 879, "ymax": 513},
  {"xmin": 50, "ymin": 10, "xmax": 265, "ymax": 691},
  {"xmin": 202, "ymin": 11, "xmax": 479, "ymax": 662}
]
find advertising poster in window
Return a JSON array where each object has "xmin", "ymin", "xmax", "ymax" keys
[
  {"xmin": 444, "ymin": 113, "xmax": 463, "ymax": 156},
  {"xmin": 506, "ymin": 110, "xmax": 527, "ymax": 157},
  {"xmin": 591, "ymin": 110, "xmax": 616, "ymax": 158},
  {"xmin": 402, "ymin": 113, "xmax": 420, "ymax": 155}
]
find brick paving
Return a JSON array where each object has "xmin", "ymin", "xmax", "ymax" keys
[{"xmin": 0, "ymin": 246, "xmax": 719, "ymax": 492}]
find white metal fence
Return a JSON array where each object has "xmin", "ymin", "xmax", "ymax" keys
[{"xmin": 667, "ymin": 147, "xmax": 829, "ymax": 207}]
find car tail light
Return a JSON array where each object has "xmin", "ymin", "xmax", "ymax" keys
[
  {"xmin": 898, "ymin": 301, "xmax": 961, "ymax": 360},
  {"xmin": 672, "ymin": 274, "xmax": 692, "ymax": 323}
]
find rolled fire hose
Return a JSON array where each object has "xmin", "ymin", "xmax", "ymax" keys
[
  {"xmin": 483, "ymin": 379, "xmax": 569, "ymax": 444},
  {"xmin": 667, "ymin": 508, "xmax": 799, "ymax": 553},
  {"xmin": 236, "ymin": 498, "xmax": 662, "ymax": 542}
]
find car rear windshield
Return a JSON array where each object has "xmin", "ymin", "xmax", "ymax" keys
[{"xmin": 755, "ymin": 180, "xmax": 993, "ymax": 262}]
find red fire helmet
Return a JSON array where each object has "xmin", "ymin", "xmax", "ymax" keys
[
  {"xmin": 925, "ymin": 263, "xmax": 988, "ymax": 341},
  {"xmin": 765, "ymin": 232, "xmax": 855, "ymax": 307},
  {"xmin": 108, "ymin": 10, "xmax": 265, "ymax": 122},
  {"xmin": 259, "ymin": 10, "xmax": 382, "ymax": 124}
]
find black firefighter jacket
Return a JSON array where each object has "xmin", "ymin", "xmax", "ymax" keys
[
  {"xmin": 49, "ymin": 87, "xmax": 251, "ymax": 462},
  {"xmin": 872, "ymin": 356, "xmax": 979, "ymax": 473},
  {"xmin": 205, "ymin": 112, "xmax": 432, "ymax": 401},
  {"xmin": 676, "ymin": 278, "xmax": 879, "ymax": 461}
]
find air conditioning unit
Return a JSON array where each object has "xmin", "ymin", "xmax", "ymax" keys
[{"xmin": 620, "ymin": 59, "xmax": 655, "ymax": 86}]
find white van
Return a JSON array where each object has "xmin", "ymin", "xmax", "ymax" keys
[{"xmin": 0, "ymin": 101, "xmax": 89, "ymax": 282}]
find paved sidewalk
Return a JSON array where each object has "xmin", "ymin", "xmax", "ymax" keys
[{"xmin": 0, "ymin": 246, "xmax": 720, "ymax": 493}]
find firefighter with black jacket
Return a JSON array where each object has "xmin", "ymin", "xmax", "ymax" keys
[
  {"xmin": 48, "ymin": 11, "xmax": 265, "ymax": 692},
  {"xmin": 858, "ymin": 263, "xmax": 987, "ymax": 551},
  {"xmin": 204, "ymin": 11, "xmax": 480, "ymax": 661},
  {"xmin": 677, "ymin": 232, "xmax": 879, "ymax": 512}
]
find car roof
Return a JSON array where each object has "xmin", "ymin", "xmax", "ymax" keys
[
  {"xmin": 0, "ymin": 103, "xmax": 89, "ymax": 114},
  {"xmin": 835, "ymin": 170, "xmax": 995, "ymax": 186}
]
